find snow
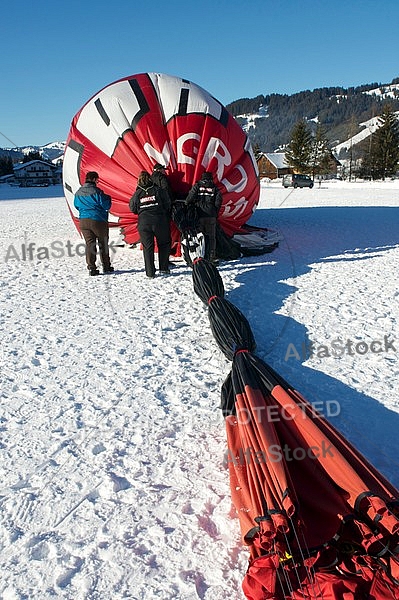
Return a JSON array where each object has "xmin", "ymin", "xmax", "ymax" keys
[
  {"xmin": 333, "ymin": 111, "xmax": 399, "ymax": 156},
  {"xmin": 1, "ymin": 179, "xmax": 399, "ymax": 599},
  {"xmin": 364, "ymin": 83, "xmax": 399, "ymax": 99},
  {"xmin": 236, "ymin": 106, "xmax": 269, "ymax": 132},
  {"xmin": 333, "ymin": 114, "xmax": 391, "ymax": 155}
]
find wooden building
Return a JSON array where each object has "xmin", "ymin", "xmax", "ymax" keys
[
  {"xmin": 0, "ymin": 160, "xmax": 61, "ymax": 187},
  {"xmin": 257, "ymin": 153, "xmax": 291, "ymax": 180}
]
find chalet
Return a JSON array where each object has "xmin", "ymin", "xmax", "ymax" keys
[
  {"xmin": 327, "ymin": 153, "xmax": 342, "ymax": 176},
  {"xmin": 0, "ymin": 160, "xmax": 62, "ymax": 187},
  {"xmin": 256, "ymin": 151, "xmax": 341, "ymax": 179},
  {"xmin": 257, "ymin": 153, "xmax": 292, "ymax": 180}
]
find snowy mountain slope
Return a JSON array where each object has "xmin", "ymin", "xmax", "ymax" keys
[
  {"xmin": 0, "ymin": 141, "xmax": 65, "ymax": 163},
  {"xmin": 364, "ymin": 82, "xmax": 399, "ymax": 99},
  {"xmin": 228, "ymin": 78, "xmax": 399, "ymax": 153},
  {"xmin": 332, "ymin": 113, "xmax": 397, "ymax": 155}
]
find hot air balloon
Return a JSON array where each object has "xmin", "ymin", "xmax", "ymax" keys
[{"xmin": 62, "ymin": 72, "xmax": 269, "ymax": 256}]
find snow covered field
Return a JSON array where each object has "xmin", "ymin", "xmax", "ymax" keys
[{"xmin": 0, "ymin": 179, "xmax": 399, "ymax": 599}]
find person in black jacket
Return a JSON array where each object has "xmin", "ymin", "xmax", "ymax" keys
[
  {"xmin": 129, "ymin": 171, "xmax": 172, "ymax": 278},
  {"xmin": 185, "ymin": 171, "xmax": 222, "ymax": 263},
  {"xmin": 151, "ymin": 163, "xmax": 174, "ymax": 206}
]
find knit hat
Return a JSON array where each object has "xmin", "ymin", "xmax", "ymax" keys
[
  {"xmin": 153, "ymin": 163, "xmax": 166, "ymax": 170},
  {"xmin": 201, "ymin": 171, "xmax": 213, "ymax": 180}
]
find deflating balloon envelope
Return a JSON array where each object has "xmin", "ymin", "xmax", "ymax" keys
[
  {"xmin": 192, "ymin": 258, "xmax": 225, "ymax": 304},
  {"xmin": 62, "ymin": 72, "xmax": 260, "ymax": 247}
]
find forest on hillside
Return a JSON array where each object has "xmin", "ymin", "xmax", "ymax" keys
[{"xmin": 226, "ymin": 78, "xmax": 399, "ymax": 152}]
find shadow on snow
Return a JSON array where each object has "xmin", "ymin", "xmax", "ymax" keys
[{"xmin": 224, "ymin": 206, "xmax": 399, "ymax": 487}]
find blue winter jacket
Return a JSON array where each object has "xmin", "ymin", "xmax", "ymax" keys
[{"xmin": 74, "ymin": 182, "xmax": 112, "ymax": 222}]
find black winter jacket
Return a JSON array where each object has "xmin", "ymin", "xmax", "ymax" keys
[
  {"xmin": 151, "ymin": 170, "xmax": 174, "ymax": 204},
  {"xmin": 185, "ymin": 177, "xmax": 222, "ymax": 218},
  {"xmin": 129, "ymin": 183, "xmax": 171, "ymax": 217}
]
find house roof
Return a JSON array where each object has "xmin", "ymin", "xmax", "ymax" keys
[
  {"xmin": 264, "ymin": 153, "xmax": 288, "ymax": 169},
  {"xmin": 14, "ymin": 160, "xmax": 56, "ymax": 171}
]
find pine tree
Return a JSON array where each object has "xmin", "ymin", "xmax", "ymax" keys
[
  {"xmin": 0, "ymin": 155, "xmax": 14, "ymax": 176},
  {"xmin": 360, "ymin": 105, "xmax": 399, "ymax": 179},
  {"xmin": 360, "ymin": 136, "xmax": 378, "ymax": 180},
  {"xmin": 23, "ymin": 151, "xmax": 42, "ymax": 163},
  {"xmin": 310, "ymin": 124, "xmax": 332, "ymax": 178},
  {"xmin": 375, "ymin": 104, "xmax": 399, "ymax": 179},
  {"xmin": 253, "ymin": 143, "xmax": 262, "ymax": 161},
  {"xmin": 285, "ymin": 119, "xmax": 313, "ymax": 173}
]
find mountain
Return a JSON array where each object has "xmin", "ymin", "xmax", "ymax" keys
[
  {"xmin": 0, "ymin": 141, "xmax": 65, "ymax": 163},
  {"xmin": 226, "ymin": 78, "xmax": 399, "ymax": 158}
]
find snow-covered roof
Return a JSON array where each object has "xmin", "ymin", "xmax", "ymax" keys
[
  {"xmin": 13, "ymin": 160, "xmax": 56, "ymax": 171},
  {"xmin": 264, "ymin": 152, "xmax": 288, "ymax": 169}
]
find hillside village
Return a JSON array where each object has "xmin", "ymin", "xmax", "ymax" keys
[{"xmin": 1, "ymin": 78, "xmax": 399, "ymax": 186}]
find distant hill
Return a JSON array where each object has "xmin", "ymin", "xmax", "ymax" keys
[
  {"xmin": 0, "ymin": 141, "xmax": 65, "ymax": 163},
  {"xmin": 226, "ymin": 78, "xmax": 399, "ymax": 158}
]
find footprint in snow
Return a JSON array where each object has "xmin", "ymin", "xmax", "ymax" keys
[
  {"xmin": 179, "ymin": 570, "xmax": 209, "ymax": 598},
  {"xmin": 99, "ymin": 472, "xmax": 131, "ymax": 498},
  {"xmin": 91, "ymin": 442, "xmax": 106, "ymax": 455}
]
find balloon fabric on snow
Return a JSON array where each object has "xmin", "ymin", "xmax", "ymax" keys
[{"xmin": 190, "ymin": 260, "xmax": 399, "ymax": 598}]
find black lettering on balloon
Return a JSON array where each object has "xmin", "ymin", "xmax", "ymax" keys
[
  {"xmin": 175, "ymin": 86, "xmax": 229, "ymax": 127},
  {"xmin": 65, "ymin": 138, "xmax": 84, "ymax": 190},
  {"xmin": 178, "ymin": 88, "xmax": 189, "ymax": 115},
  {"xmin": 128, "ymin": 78, "xmax": 150, "ymax": 130},
  {"xmin": 94, "ymin": 99, "xmax": 111, "ymax": 126}
]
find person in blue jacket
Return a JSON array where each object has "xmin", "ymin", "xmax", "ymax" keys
[{"xmin": 74, "ymin": 171, "xmax": 114, "ymax": 275}]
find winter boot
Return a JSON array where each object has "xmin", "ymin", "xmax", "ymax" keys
[{"xmin": 209, "ymin": 252, "xmax": 219, "ymax": 265}]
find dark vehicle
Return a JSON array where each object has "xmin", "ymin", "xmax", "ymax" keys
[{"xmin": 283, "ymin": 174, "xmax": 314, "ymax": 188}]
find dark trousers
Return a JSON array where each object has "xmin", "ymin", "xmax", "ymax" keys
[
  {"xmin": 138, "ymin": 215, "xmax": 171, "ymax": 277},
  {"xmin": 199, "ymin": 216, "xmax": 217, "ymax": 259},
  {"xmin": 79, "ymin": 219, "xmax": 111, "ymax": 270}
]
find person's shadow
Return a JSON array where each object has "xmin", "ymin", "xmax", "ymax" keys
[{"xmin": 223, "ymin": 205, "xmax": 399, "ymax": 488}]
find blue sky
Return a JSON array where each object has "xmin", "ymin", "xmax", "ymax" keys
[{"xmin": 1, "ymin": 0, "xmax": 399, "ymax": 147}]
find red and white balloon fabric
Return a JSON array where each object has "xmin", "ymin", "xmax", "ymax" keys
[{"xmin": 62, "ymin": 72, "xmax": 260, "ymax": 246}]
